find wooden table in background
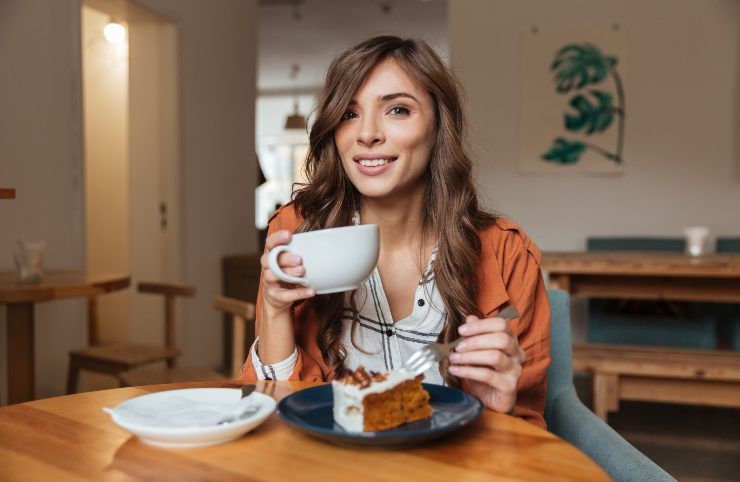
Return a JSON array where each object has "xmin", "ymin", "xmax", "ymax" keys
[
  {"xmin": 0, "ymin": 270, "xmax": 130, "ymax": 404},
  {"xmin": 542, "ymin": 251, "xmax": 740, "ymax": 303},
  {"xmin": 0, "ymin": 381, "xmax": 609, "ymax": 481},
  {"xmin": 541, "ymin": 251, "xmax": 740, "ymax": 419}
]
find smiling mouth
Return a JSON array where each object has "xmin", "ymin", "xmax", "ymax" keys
[{"xmin": 356, "ymin": 158, "xmax": 395, "ymax": 167}]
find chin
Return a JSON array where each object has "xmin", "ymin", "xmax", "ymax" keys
[{"xmin": 355, "ymin": 185, "xmax": 395, "ymax": 200}]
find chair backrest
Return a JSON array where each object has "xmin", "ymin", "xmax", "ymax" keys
[
  {"xmin": 137, "ymin": 282, "xmax": 196, "ymax": 357},
  {"xmin": 716, "ymin": 237, "xmax": 740, "ymax": 253},
  {"xmin": 587, "ymin": 237, "xmax": 685, "ymax": 252},
  {"xmin": 86, "ymin": 281, "xmax": 196, "ymax": 361},
  {"xmin": 544, "ymin": 290, "xmax": 677, "ymax": 481},
  {"xmin": 545, "ymin": 289, "xmax": 573, "ymax": 411},
  {"xmin": 213, "ymin": 295, "xmax": 256, "ymax": 377}
]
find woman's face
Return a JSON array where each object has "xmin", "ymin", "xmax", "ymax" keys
[{"xmin": 334, "ymin": 59, "xmax": 436, "ymax": 203}]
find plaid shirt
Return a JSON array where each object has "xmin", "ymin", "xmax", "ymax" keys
[{"xmin": 252, "ymin": 220, "xmax": 445, "ymax": 384}]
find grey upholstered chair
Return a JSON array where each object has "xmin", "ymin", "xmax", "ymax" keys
[{"xmin": 545, "ymin": 289, "xmax": 676, "ymax": 481}]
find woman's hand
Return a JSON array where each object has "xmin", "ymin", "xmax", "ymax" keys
[
  {"xmin": 260, "ymin": 229, "xmax": 315, "ymax": 315},
  {"xmin": 448, "ymin": 312, "xmax": 526, "ymax": 415}
]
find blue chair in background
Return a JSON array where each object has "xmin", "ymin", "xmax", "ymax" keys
[
  {"xmin": 587, "ymin": 237, "xmax": 685, "ymax": 252},
  {"xmin": 586, "ymin": 237, "xmax": 716, "ymax": 349},
  {"xmin": 716, "ymin": 237, "xmax": 740, "ymax": 350},
  {"xmin": 545, "ymin": 289, "xmax": 676, "ymax": 481}
]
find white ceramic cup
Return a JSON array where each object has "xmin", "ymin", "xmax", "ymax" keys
[
  {"xmin": 683, "ymin": 226, "xmax": 710, "ymax": 256},
  {"xmin": 267, "ymin": 224, "xmax": 379, "ymax": 294}
]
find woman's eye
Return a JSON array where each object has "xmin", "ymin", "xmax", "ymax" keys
[
  {"xmin": 340, "ymin": 110, "xmax": 358, "ymax": 121},
  {"xmin": 389, "ymin": 106, "xmax": 411, "ymax": 116}
]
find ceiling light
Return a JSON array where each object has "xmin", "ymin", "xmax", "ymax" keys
[
  {"xmin": 285, "ymin": 101, "xmax": 307, "ymax": 130},
  {"xmin": 104, "ymin": 22, "xmax": 127, "ymax": 44},
  {"xmin": 284, "ymin": 64, "xmax": 306, "ymax": 130}
]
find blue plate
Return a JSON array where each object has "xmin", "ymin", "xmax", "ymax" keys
[{"xmin": 277, "ymin": 383, "xmax": 483, "ymax": 447}]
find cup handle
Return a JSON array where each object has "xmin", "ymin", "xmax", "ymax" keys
[{"xmin": 267, "ymin": 245, "xmax": 310, "ymax": 287}]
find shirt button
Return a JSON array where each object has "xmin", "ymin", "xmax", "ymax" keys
[
  {"xmin": 386, "ymin": 328, "xmax": 393, "ymax": 336},
  {"xmin": 417, "ymin": 299, "xmax": 425, "ymax": 307}
]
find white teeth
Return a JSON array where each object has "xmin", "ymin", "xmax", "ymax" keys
[{"xmin": 358, "ymin": 159, "xmax": 392, "ymax": 167}]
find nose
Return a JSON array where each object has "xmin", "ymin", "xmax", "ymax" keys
[{"xmin": 356, "ymin": 113, "xmax": 385, "ymax": 146}]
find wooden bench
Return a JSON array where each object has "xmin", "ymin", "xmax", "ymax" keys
[{"xmin": 573, "ymin": 343, "xmax": 740, "ymax": 420}]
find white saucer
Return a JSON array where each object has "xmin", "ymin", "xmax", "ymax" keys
[{"xmin": 105, "ymin": 388, "xmax": 276, "ymax": 448}]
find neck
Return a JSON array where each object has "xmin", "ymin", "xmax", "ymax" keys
[{"xmin": 360, "ymin": 186, "xmax": 428, "ymax": 252}]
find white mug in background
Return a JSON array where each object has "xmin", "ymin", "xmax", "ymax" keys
[
  {"xmin": 14, "ymin": 239, "xmax": 46, "ymax": 283},
  {"xmin": 268, "ymin": 224, "xmax": 379, "ymax": 294},
  {"xmin": 683, "ymin": 227, "xmax": 710, "ymax": 256}
]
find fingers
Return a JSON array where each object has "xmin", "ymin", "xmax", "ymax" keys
[
  {"xmin": 458, "ymin": 315, "xmax": 513, "ymax": 337},
  {"xmin": 259, "ymin": 229, "xmax": 315, "ymax": 309},
  {"xmin": 263, "ymin": 265, "xmax": 304, "ymax": 284},
  {"xmin": 448, "ymin": 365, "xmax": 518, "ymax": 393},
  {"xmin": 449, "ymin": 349, "xmax": 516, "ymax": 373},
  {"xmin": 264, "ymin": 229, "xmax": 292, "ymax": 251},
  {"xmin": 260, "ymin": 249, "xmax": 303, "ymax": 271},
  {"xmin": 455, "ymin": 332, "xmax": 521, "ymax": 358}
]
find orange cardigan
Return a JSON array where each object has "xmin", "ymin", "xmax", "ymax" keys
[{"xmin": 240, "ymin": 204, "xmax": 551, "ymax": 428}]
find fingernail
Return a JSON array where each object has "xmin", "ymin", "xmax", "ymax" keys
[
  {"xmin": 456, "ymin": 341, "xmax": 467, "ymax": 352},
  {"xmin": 307, "ymin": 289, "xmax": 315, "ymax": 297},
  {"xmin": 449, "ymin": 353, "xmax": 461, "ymax": 362},
  {"xmin": 449, "ymin": 366, "xmax": 460, "ymax": 374},
  {"xmin": 458, "ymin": 324, "xmax": 470, "ymax": 335},
  {"xmin": 290, "ymin": 255, "xmax": 301, "ymax": 263}
]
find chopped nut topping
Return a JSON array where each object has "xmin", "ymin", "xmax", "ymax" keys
[{"xmin": 340, "ymin": 366, "xmax": 388, "ymax": 389}]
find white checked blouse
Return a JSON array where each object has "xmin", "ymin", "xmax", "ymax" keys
[{"xmin": 250, "ymin": 214, "xmax": 447, "ymax": 385}]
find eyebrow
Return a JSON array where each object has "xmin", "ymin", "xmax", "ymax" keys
[{"xmin": 348, "ymin": 92, "xmax": 420, "ymax": 106}]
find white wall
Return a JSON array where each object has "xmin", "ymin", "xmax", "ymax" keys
[
  {"xmin": 0, "ymin": 0, "xmax": 258, "ymax": 401},
  {"xmin": 0, "ymin": 0, "xmax": 86, "ymax": 402},
  {"xmin": 130, "ymin": 0, "xmax": 259, "ymax": 370},
  {"xmin": 449, "ymin": 0, "xmax": 739, "ymax": 340},
  {"xmin": 449, "ymin": 0, "xmax": 739, "ymax": 250}
]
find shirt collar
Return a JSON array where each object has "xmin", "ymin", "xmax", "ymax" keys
[{"xmin": 355, "ymin": 210, "xmax": 508, "ymax": 316}]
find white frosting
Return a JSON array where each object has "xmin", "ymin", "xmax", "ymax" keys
[{"xmin": 332, "ymin": 369, "xmax": 417, "ymax": 432}]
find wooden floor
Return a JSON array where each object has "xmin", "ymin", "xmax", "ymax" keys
[{"xmin": 574, "ymin": 375, "xmax": 740, "ymax": 481}]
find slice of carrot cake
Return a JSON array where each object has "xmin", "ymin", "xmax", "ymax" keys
[{"xmin": 332, "ymin": 366, "xmax": 432, "ymax": 432}]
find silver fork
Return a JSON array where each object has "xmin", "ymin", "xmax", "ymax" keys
[{"xmin": 402, "ymin": 306, "xmax": 521, "ymax": 377}]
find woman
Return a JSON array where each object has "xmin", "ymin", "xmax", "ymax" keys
[{"xmin": 241, "ymin": 36, "xmax": 551, "ymax": 428}]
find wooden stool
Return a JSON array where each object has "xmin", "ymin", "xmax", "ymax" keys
[
  {"xmin": 119, "ymin": 295, "xmax": 255, "ymax": 385},
  {"xmin": 573, "ymin": 343, "xmax": 740, "ymax": 421},
  {"xmin": 66, "ymin": 281, "xmax": 195, "ymax": 393}
]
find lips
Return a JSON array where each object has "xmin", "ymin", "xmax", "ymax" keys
[{"xmin": 352, "ymin": 153, "xmax": 398, "ymax": 174}]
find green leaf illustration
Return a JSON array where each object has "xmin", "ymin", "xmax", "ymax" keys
[
  {"xmin": 541, "ymin": 138, "xmax": 587, "ymax": 164},
  {"xmin": 565, "ymin": 90, "xmax": 615, "ymax": 134},
  {"xmin": 550, "ymin": 43, "xmax": 618, "ymax": 93}
]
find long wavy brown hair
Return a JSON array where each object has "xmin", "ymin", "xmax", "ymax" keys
[{"xmin": 292, "ymin": 36, "xmax": 496, "ymax": 386}]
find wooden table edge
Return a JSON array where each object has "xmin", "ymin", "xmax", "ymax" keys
[
  {"xmin": 0, "ymin": 380, "xmax": 610, "ymax": 481},
  {"xmin": 0, "ymin": 273, "xmax": 131, "ymax": 303}
]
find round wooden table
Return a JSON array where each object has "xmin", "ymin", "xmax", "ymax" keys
[
  {"xmin": 0, "ymin": 380, "xmax": 610, "ymax": 481},
  {"xmin": 0, "ymin": 270, "xmax": 130, "ymax": 403}
]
